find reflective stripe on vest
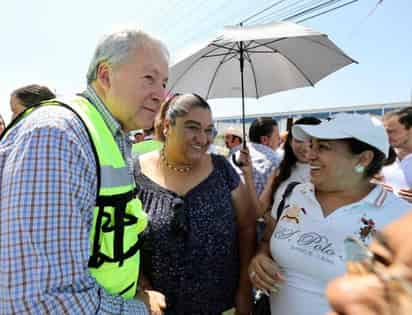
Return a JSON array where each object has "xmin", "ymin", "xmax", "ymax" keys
[{"xmin": 3, "ymin": 98, "xmax": 148, "ymax": 299}]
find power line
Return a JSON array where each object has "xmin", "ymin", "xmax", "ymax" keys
[
  {"xmin": 167, "ymin": 0, "xmax": 360, "ymax": 58},
  {"xmin": 170, "ymin": 0, "xmax": 250, "ymax": 49},
  {"xmin": 240, "ymin": 0, "xmax": 289, "ymax": 24},
  {"xmin": 250, "ymin": 0, "xmax": 327, "ymax": 24},
  {"xmin": 242, "ymin": 0, "xmax": 353, "ymax": 26},
  {"xmin": 283, "ymin": 0, "xmax": 344, "ymax": 22},
  {"xmin": 296, "ymin": 0, "xmax": 358, "ymax": 23},
  {"xmin": 347, "ymin": 0, "xmax": 385, "ymax": 38}
]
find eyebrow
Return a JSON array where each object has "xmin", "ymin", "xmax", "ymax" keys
[
  {"xmin": 144, "ymin": 67, "xmax": 168, "ymax": 82},
  {"xmin": 184, "ymin": 120, "xmax": 214, "ymax": 128},
  {"xmin": 317, "ymin": 139, "xmax": 332, "ymax": 144}
]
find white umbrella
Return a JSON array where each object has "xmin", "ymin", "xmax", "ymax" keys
[{"xmin": 168, "ymin": 21, "xmax": 357, "ymax": 144}]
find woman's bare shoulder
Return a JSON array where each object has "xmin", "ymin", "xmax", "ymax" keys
[{"xmin": 139, "ymin": 151, "xmax": 160, "ymax": 174}]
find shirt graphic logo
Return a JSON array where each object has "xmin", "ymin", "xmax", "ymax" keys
[
  {"xmin": 358, "ymin": 216, "xmax": 376, "ymax": 242},
  {"xmin": 280, "ymin": 205, "xmax": 307, "ymax": 224}
]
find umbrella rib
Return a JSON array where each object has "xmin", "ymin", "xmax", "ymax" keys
[
  {"xmin": 246, "ymin": 37, "xmax": 288, "ymax": 50},
  {"xmin": 244, "ymin": 47, "xmax": 260, "ymax": 98},
  {"xmin": 209, "ymin": 42, "xmax": 240, "ymax": 54},
  {"xmin": 169, "ymin": 45, "xmax": 225, "ymax": 91},
  {"xmin": 249, "ymin": 36, "xmax": 356, "ymax": 64},
  {"xmin": 239, "ymin": 50, "xmax": 279, "ymax": 54},
  {"xmin": 244, "ymin": 36, "xmax": 356, "ymax": 87},
  {"xmin": 257, "ymin": 40, "xmax": 317, "ymax": 86},
  {"xmin": 203, "ymin": 52, "xmax": 238, "ymax": 58},
  {"xmin": 206, "ymin": 42, "xmax": 239, "ymax": 99},
  {"xmin": 302, "ymin": 35, "xmax": 358, "ymax": 64},
  {"xmin": 278, "ymin": 50, "xmax": 316, "ymax": 86},
  {"xmin": 259, "ymin": 42, "xmax": 316, "ymax": 86}
]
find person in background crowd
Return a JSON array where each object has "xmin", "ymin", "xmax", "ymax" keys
[
  {"xmin": 256, "ymin": 117, "xmax": 321, "ymax": 218},
  {"xmin": 0, "ymin": 113, "xmax": 5, "ymax": 135},
  {"xmin": 0, "ymin": 28, "xmax": 169, "ymax": 314},
  {"xmin": 248, "ymin": 113, "xmax": 411, "ymax": 315},
  {"xmin": 224, "ymin": 126, "xmax": 243, "ymax": 154},
  {"xmin": 132, "ymin": 126, "xmax": 164, "ymax": 157},
  {"xmin": 232, "ymin": 117, "xmax": 282, "ymax": 197},
  {"xmin": 231, "ymin": 117, "xmax": 283, "ymax": 250},
  {"xmin": 382, "ymin": 107, "xmax": 412, "ymax": 202},
  {"xmin": 134, "ymin": 93, "xmax": 256, "ymax": 315},
  {"xmin": 327, "ymin": 211, "xmax": 412, "ymax": 315},
  {"xmin": 143, "ymin": 127, "xmax": 155, "ymax": 140},
  {"xmin": 133, "ymin": 130, "xmax": 145, "ymax": 143},
  {"xmin": 279, "ymin": 130, "xmax": 288, "ymax": 146},
  {"xmin": 10, "ymin": 84, "xmax": 56, "ymax": 119},
  {"xmin": 278, "ymin": 130, "xmax": 289, "ymax": 155}
]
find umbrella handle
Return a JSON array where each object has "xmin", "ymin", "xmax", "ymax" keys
[{"xmin": 232, "ymin": 152, "xmax": 245, "ymax": 168}]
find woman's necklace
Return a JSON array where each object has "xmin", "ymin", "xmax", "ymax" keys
[{"xmin": 160, "ymin": 149, "xmax": 192, "ymax": 173}]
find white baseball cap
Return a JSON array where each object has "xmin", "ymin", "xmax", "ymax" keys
[{"xmin": 292, "ymin": 113, "xmax": 389, "ymax": 157}]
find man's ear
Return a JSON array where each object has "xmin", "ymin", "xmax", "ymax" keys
[
  {"xmin": 96, "ymin": 63, "xmax": 111, "ymax": 90},
  {"xmin": 260, "ymin": 135, "xmax": 269, "ymax": 145}
]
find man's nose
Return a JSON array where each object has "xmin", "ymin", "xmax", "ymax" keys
[{"xmin": 152, "ymin": 83, "xmax": 166, "ymax": 102}]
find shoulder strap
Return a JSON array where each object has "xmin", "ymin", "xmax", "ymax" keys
[
  {"xmin": 276, "ymin": 181, "xmax": 300, "ymax": 220},
  {"xmin": 5, "ymin": 99, "xmax": 101, "ymax": 201}
]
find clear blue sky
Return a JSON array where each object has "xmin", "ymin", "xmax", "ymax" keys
[{"xmin": 1, "ymin": 0, "xmax": 410, "ymax": 122}]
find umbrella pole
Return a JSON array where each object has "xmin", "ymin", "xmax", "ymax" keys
[
  {"xmin": 240, "ymin": 40, "xmax": 246, "ymax": 150},
  {"xmin": 231, "ymin": 39, "xmax": 247, "ymax": 168}
]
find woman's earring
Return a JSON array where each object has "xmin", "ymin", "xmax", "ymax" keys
[{"xmin": 354, "ymin": 164, "xmax": 365, "ymax": 173}]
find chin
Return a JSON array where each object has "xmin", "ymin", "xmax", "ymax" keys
[
  {"xmin": 310, "ymin": 176, "xmax": 321, "ymax": 186},
  {"xmin": 135, "ymin": 119, "xmax": 153, "ymax": 131},
  {"xmin": 143, "ymin": 110, "xmax": 157, "ymax": 122},
  {"xmin": 188, "ymin": 151, "xmax": 205, "ymax": 163}
]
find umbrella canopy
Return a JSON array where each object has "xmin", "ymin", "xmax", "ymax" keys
[{"xmin": 168, "ymin": 21, "xmax": 357, "ymax": 144}]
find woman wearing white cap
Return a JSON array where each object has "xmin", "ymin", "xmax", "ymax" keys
[{"xmin": 248, "ymin": 113, "xmax": 412, "ymax": 315}]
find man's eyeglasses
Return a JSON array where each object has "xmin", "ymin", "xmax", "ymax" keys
[{"xmin": 171, "ymin": 197, "xmax": 189, "ymax": 238}]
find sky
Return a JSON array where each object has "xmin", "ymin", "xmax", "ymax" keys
[{"xmin": 1, "ymin": 0, "xmax": 411, "ymax": 123}]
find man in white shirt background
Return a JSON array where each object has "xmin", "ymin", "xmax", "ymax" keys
[
  {"xmin": 231, "ymin": 117, "xmax": 282, "ymax": 196},
  {"xmin": 382, "ymin": 106, "xmax": 412, "ymax": 202}
]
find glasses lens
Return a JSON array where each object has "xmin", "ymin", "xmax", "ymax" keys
[{"xmin": 344, "ymin": 236, "xmax": 373, "ymax": 262}]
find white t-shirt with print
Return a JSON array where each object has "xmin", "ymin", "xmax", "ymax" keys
[{"xmin": 269, "ymin": 183, "xmax": 411, "ymax": 315}]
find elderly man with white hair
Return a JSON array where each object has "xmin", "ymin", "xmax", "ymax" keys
[{"xmin": 0, "ymin": 29, "xmax": 169, "ymax": 314}]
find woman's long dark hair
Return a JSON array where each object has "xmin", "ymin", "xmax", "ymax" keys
[{"xmin": 271, "ymin": 116, "xmax": 321, "ymax": 194}]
